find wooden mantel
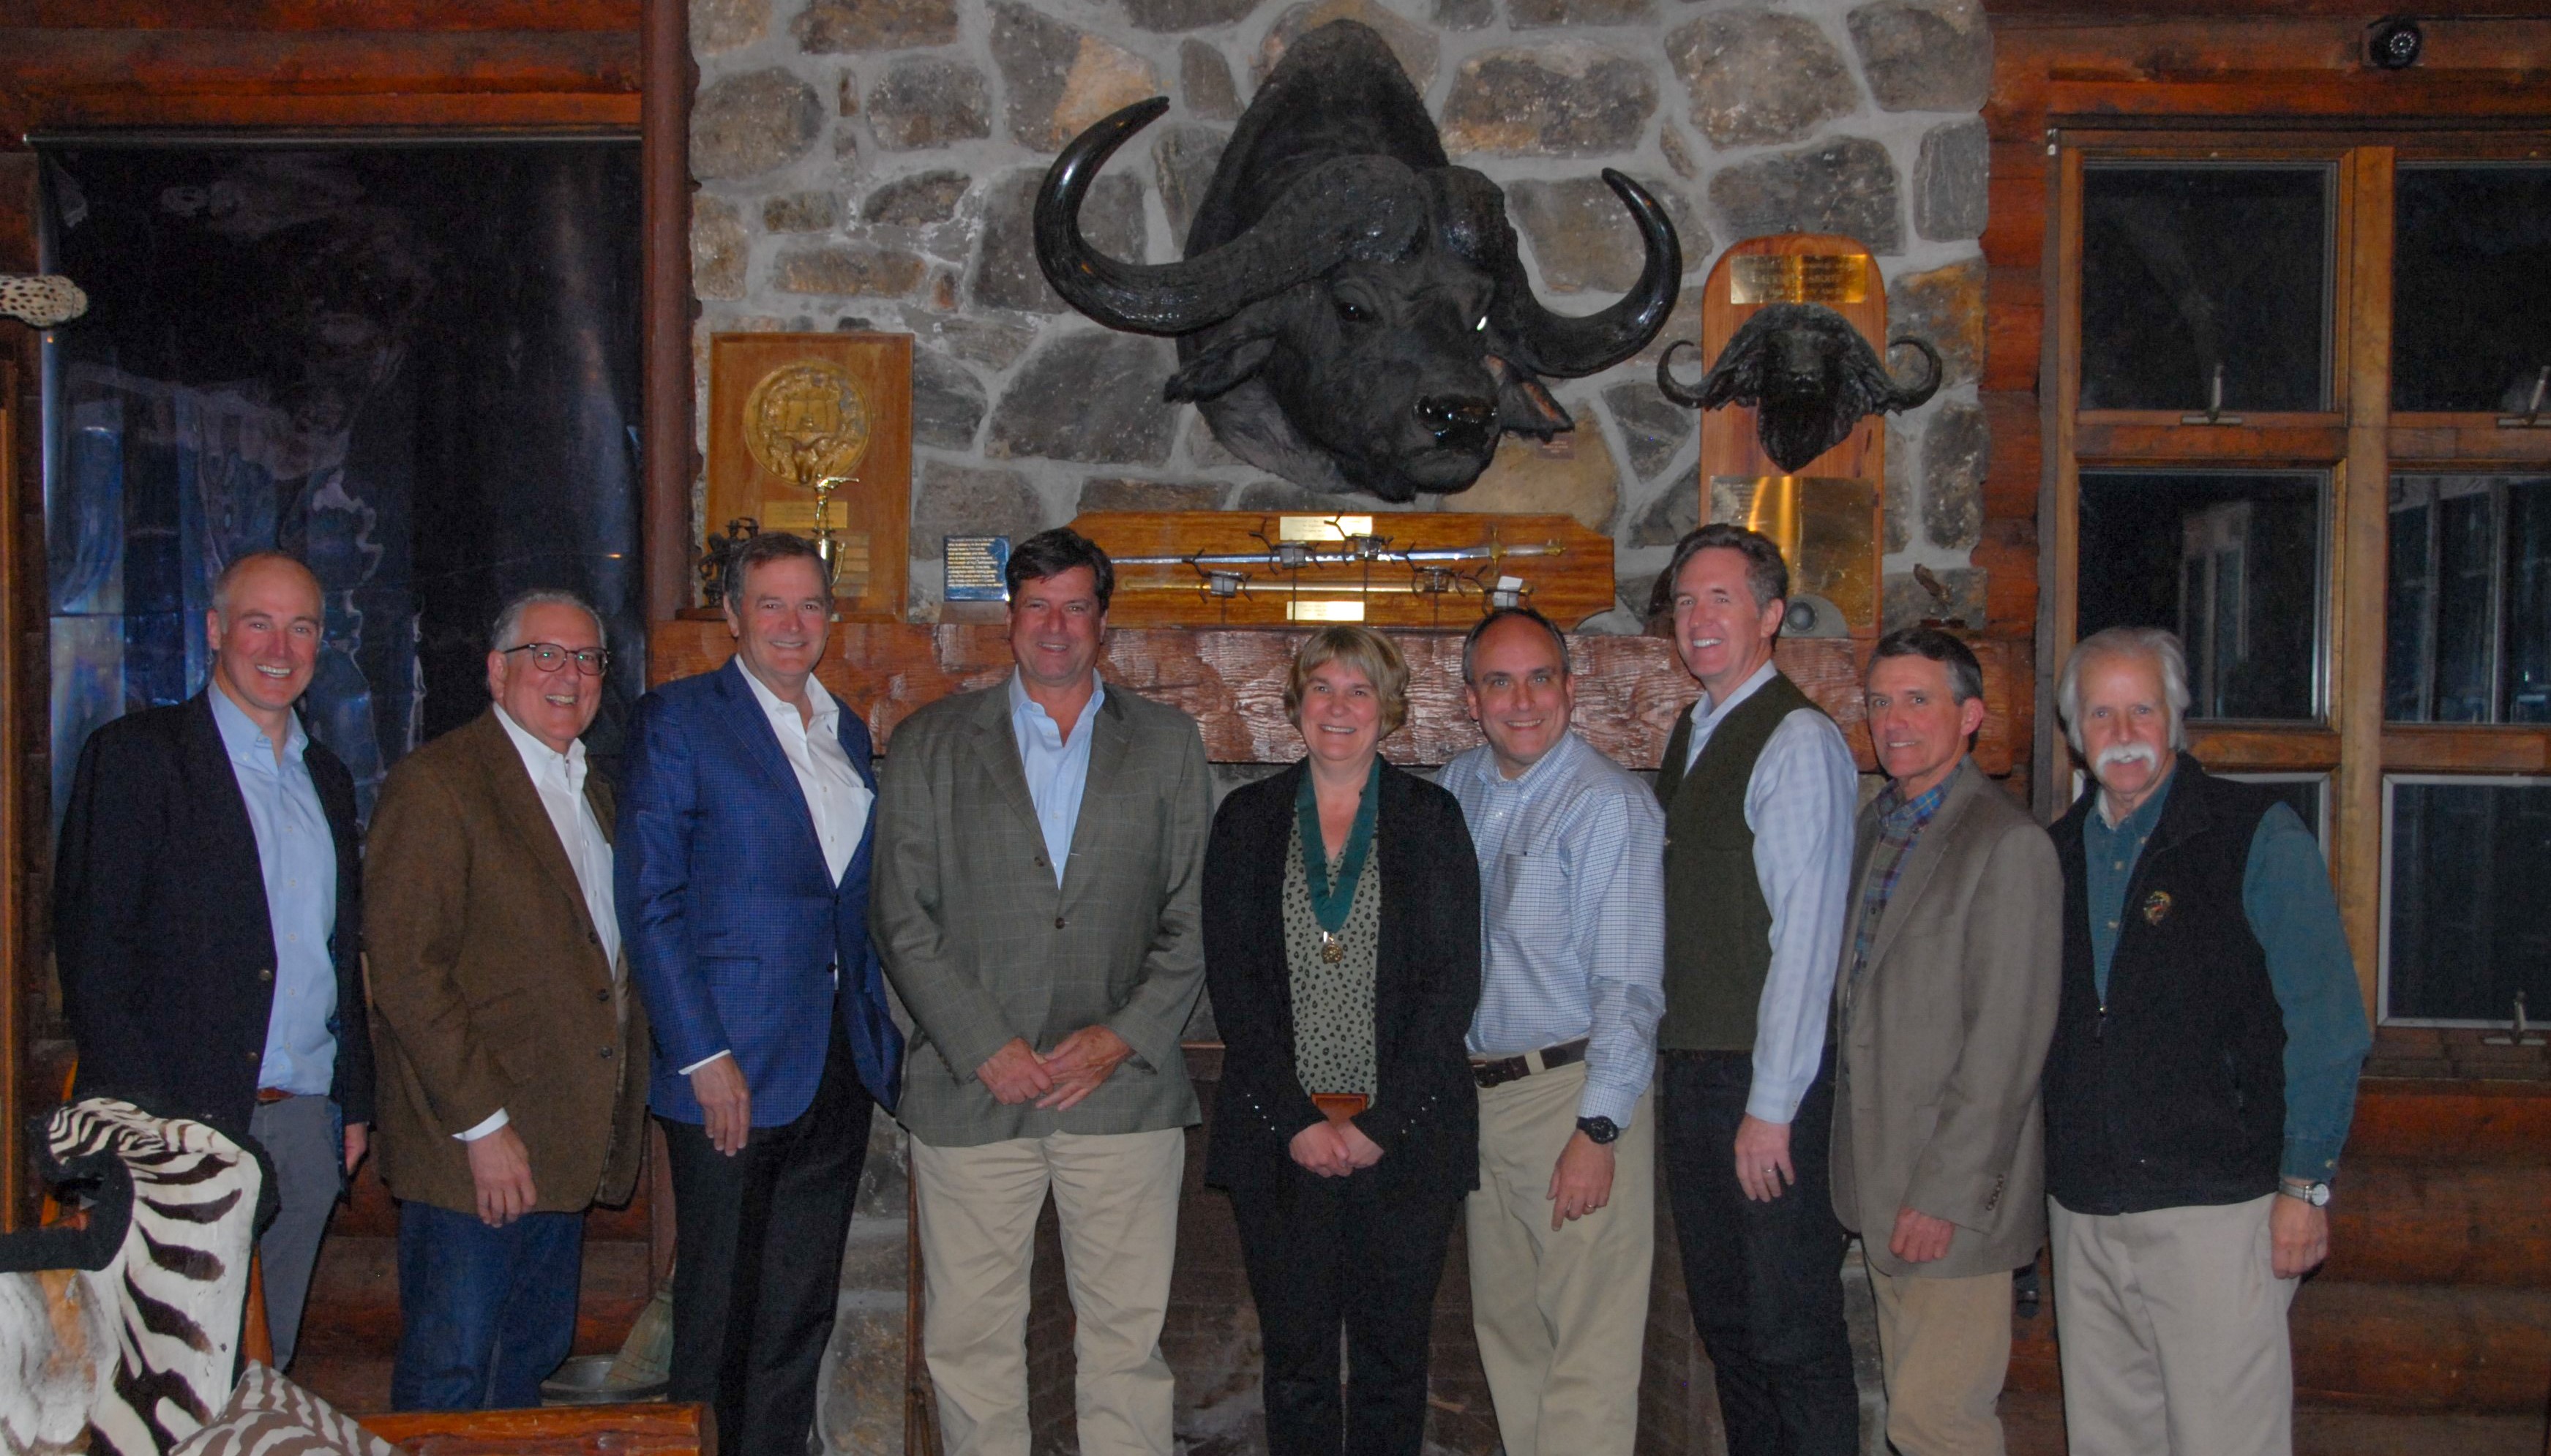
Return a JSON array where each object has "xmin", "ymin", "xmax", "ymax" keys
[{"xmin": 648, "ymin": 620, "xmax": 2021, "ymax": 776}]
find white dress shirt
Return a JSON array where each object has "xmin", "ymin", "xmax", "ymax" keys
[
  {"xmin": 460, "ymin": 706, "xmax": 621, "ymax": 1142},
  {"xmin": 673, "ymin": 667, "xmax": 874, "ymax": 1078},
  {"xmin": 1679, "ymin": 659, "xmax": 1859, "ymax": 1125}
]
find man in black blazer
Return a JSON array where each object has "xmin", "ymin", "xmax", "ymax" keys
[{"xmin": 54, "ymin": 550, "xmax": 373, "ymax": 1369}]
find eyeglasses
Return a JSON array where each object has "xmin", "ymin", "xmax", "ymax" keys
[{"xmin": 502, "ymin": 642, "xmax": 612, "ymax": 676}]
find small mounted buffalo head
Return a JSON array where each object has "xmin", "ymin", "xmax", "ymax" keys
[
  {"xmin": 1035, "ymin": 21, "xmax": 1680, "ymax": 502},
  {"xmin": 1656, "ymin": 302, "xmax": 1942, "ymax": 473}
]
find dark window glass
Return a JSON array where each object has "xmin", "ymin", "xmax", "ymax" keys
[
  {"xmin": 2078, "ymin": 470, "xmax": 2323, "ymax": 721},
  {"xmin": 2385, "ymin": 476, "xmax": 2551, "ymax": 724},
  {"xmin": 2386, "ymin": 778, "xmax": 2551, "ymax": 1023},
  {"xmin": 2080, "ymin": 165, "xmax": 2331, "ymax": 412},
  {"xmin": 2228, "ymin": 773, "xmax": 2326, "ymax": 845},
  {"xmin": 2392, "ymin": 166, "xmax": 2551, "ymax": 413}
]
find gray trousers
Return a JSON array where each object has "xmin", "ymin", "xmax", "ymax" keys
[{"xmin": 248, "ymin": 1095, "xmax": 343, "ymax": 1370}]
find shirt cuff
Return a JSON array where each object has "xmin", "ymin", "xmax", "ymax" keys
[
  {"xmin": 2282, "ymin": 1135, "xmax": 2345, "ymax": 1184},
  {"xmin": 1576, "ymin": 1082, "xmax": 1641, "ymax": 1129},
  {"xmin": 678, "ymin": 1049, "xmax": 734, "ymax": 1076},
  {"xmin": 454, "ymin": 1108, "xmax": 509, "ymax": 1142}
]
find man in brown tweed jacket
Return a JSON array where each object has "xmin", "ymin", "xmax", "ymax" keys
[{"xmin": 365, "ymin": 590, "xmax": 649, "ymax": 1411}]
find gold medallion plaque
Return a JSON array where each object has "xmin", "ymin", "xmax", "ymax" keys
[{"xmin": 707, "ymin": 334, "xmax": 911, "ymax": 620}]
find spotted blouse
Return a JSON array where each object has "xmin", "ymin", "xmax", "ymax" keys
[{"xmin": 1282, "ymin": 815, "xmax": 1381, "ymax": 1097}]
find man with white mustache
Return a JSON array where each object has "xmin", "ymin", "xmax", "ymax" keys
[
  {"xmin": 1828, "ymin": 628, "xmax": 2061, "ymax": 1456},
  {"xmin": 2043, "ymin": 626, "xmax": 2370, "ymax": 1456},
  {"xmin": 1649, "ymin": 524, "xmax": 1861, "ymax": 1456}
]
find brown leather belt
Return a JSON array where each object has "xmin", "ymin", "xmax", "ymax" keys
[
  {"xmin": 1470, "ymin": 1037, "xmax": 1590, "ymax": 1089},
  {"xmin": 255, "ymin": 1087, "xmax": 296, "ymax": 1105}
]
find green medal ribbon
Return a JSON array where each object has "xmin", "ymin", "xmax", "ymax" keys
[{"xmin": 1295, "ymin": 759, "xmax": 1380, "ymax": 941}]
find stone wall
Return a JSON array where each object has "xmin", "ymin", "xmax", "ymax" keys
[{"xmin": 686, "ymin": 0, "xmax": 1991, "ymax": 631}]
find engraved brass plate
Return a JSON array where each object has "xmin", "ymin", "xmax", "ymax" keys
[
  {"xmin": 1279, "ymin": 514, "xmax": 1374, "ymax": 541},
  {"xmin": 1729, "ymin": 255, "xmax": 1869, "ymax": 306},
  {"xmin": 1287, "ymin": 599, "xmax": 1366, "ymax": 622},
  {"xmin": 1708, "ymin": 475, "xmax": 1876, "ymax": 634}
]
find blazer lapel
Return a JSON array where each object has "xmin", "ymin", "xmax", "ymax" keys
[
  {"xmin": 471, "ymin": 710, "xmax": 602, "ymax": 945},
  {"xmin": 712, "ymin": 657, "xmax": 827, "ymax": 863},
  {"xmin": 183, "ymin": 691, "xmax": 275, "ymax": 944},
  {"xmin": 967, "ymin": 681, "xmax": 1048, "ymax": 851},
  {"xmin": 1057, "ymin": 688, "xmax": 1132, "ymax": 904},
  {"xmin": 1864, "ymin": 761, "xmax": 1981, "ymax": 977}
]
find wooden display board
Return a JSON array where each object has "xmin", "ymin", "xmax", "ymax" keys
[
  {"xmin": 1063, "ymin": 511, "xmax": 1617, "ymax": 630},
  {"xmin": 1685, "ymin": 234, "xmax": 1892, "ymax": 637},
  {"xmin": 705, "ymin": 332, "xmax": 911, "ymax": 621}
]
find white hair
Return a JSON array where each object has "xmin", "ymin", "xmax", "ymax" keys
[
  {"xmin": 490, "ymin": 589, "xmax": 605, "ymax": 653},
  {"xmin": 2056, "ymin": 626, "xmax": 2191, "ymax": 757}
]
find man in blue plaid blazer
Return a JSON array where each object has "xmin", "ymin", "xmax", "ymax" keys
[{"xmin": 618, "ymin": 533, "xmax": 904, "ymax": 1456}]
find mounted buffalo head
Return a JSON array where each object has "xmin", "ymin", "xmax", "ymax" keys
[
  {"xmin": 1656, "ymin": 302, "xmax": 1942, "ymax": 473},
  {"xmin": 1035, "ymin": 20, "xmax": 1680, "ymax": 502}
]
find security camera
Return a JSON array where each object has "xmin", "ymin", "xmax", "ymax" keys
[{"xmin": 2367, "ymin": 18, "xmax": 2423, "ymax": 70}]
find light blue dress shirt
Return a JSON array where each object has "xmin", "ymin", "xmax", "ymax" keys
[
  {"xmin": 1009, "ymin": 671, "xmax": 1106, "ymax": 888},
  {"xmin": 209, "ymin": 686, "xmax": 338, "ymax": 1097},
  {"xmin": 1678, "ymin": 660, "xmax": 1859, "ymax": 1125},
  {"xmin": 1446, "ymin": 732, "xmax": 1667, "ymax": 1128}
]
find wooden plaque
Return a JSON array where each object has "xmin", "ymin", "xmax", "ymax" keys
[
  {"xmin": 1065, "ymin": 511, "xmax": 1617, "ymax": 630},
  {"xmin": 1685, "ymin": 235, "xmax": 1892, "ymax": 637},
  {"xmin": 706, "ymin": 332, "xmax": 912, "ymax": 621}
]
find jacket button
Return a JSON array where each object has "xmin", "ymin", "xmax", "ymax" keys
[
  {"xmin": 1054, "ymin": 916, "xmax": 1067, "ymax": 929},
  {"xmin": 595, "ymin": 988, "xmax": 611, "ymax": 1003},
  {"xmin": 258, "ymin": 967, "xmax": 274, "ymax": 983},
  {"xmin": 599, "ymin": 1046, "xmax": 614, "ymax": 1059},
  {"xmin": 587, "ymin": 929, "xmax": 599, "ymax": 945},
  {"xmin": 249, "ymin": 1051, "xmax": 261, "ymax": 1063}
]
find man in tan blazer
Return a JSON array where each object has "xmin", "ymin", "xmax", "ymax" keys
[
  {"xmin": 874, "ymin": 528, "xmax": 1211, "ymax": 1456},
  {"xmin": 1830, "ymin": 627, "xmax": 2061, "ymax": 1456},
  {"xmin": 366, "ymin": 590, "xmax": 649, "ymax": 1411}
]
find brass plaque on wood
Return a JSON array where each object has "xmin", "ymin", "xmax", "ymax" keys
[
  {"xmin": 707, "ymin": 333, "xmax": 912, "ymax": 621},
  {"xmin": 1708, "ymin": 476, "xmax": 1877, "ymax": 637},
  {"xmin": 1728, "ymin": 254, "xmax": 1869, "ymax": 306}
]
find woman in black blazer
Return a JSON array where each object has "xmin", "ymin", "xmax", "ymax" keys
[{"xmin": 1202, "ymin": 625, "xmax": 1483, "ymax": 1456}]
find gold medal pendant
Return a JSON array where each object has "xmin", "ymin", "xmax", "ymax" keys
[{"xmin": 1319, "ymin": 930, "xmax": 1345, "ymax": 965}]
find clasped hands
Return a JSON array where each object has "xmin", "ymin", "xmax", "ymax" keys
[
  {"xmin": 975, "ymin": 1028, "xmax": 1134, "ymax": 1111},
  {"xmin": 1287, "ymin": 1117, "xmax": 1383, "ymax": 1178}
]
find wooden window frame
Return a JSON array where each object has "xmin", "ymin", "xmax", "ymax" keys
[{"xmin": 2044, "ymin": 126, "xmax": 2551, "ymax": 1022}]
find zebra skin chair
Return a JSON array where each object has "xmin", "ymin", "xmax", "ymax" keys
[{"xmin": 0, "ymin": 1098, "xmax": 271, "ymax": 1456}]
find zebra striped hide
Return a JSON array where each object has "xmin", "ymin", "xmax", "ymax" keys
[{"xmin": 0, "ymin": 1099, "xmax": 266, "ymax": 1456}]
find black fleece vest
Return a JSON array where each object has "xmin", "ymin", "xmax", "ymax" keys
[
  {"xmin": 2045, "ymin": 757, "xmax": 2286, "ymax": 1215},
  {"xmin": 1652, "ymin": 671, "xmax": 1823, "ymax": 1051}
]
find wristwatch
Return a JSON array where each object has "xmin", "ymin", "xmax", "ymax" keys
[
  {"xmin": 1576, "ymin": 1116, "xmax": 1619, "ymax": 1146},
  {"xmin": 2278, "ymin": 1177, "xmax": 2332, "ymax": 1207}
]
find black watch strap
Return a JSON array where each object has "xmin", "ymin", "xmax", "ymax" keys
[{"xmin": 1576, "ymin": 1115, "xmax": 1619, "ymax": 1145}]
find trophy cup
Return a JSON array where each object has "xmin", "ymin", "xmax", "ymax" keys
[{"xmin": 742, "ymin": 360, "xmax": 873, "ymax": 586}]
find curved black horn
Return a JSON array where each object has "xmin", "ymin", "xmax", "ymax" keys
[
  {"xmin": 1654, "ymin": 338, "xmax": 1710, "ymax": 408},
  {"xmin": 1884, "ymin": 334, "xmax": 1944, "ymax": 410},
  {"xmin": 1496, "ymin": 170, "xmax": 1682, "ymax": 378},
  {"xmin": 1035, "ymin": 97, "xmax": 1431, "ymax": 337}
]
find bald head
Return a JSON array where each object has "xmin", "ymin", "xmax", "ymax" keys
[{"xmin": 206, "ymin": 553, "xmax": 324, "ymax": 738}]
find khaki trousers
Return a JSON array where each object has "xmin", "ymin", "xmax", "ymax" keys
[
  {"xmin": 911, "ymin": 1127, "xmax": 1187, "ymax": 1456},
  {"xmin": 2049, "ymin": 1194, "xmax": 2298, "ymax": 1456},
  {"xmin": 1465, "ymin": 1062, "xmax": 1655, "ymax": 1456},
  {"xmin": 1867, "ymin": 1264, "xmax": 2012, "ymax": 1456}
]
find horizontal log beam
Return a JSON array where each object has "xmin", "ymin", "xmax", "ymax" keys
[
  {"xmin": 645, "ymin": 621, "xmax": 2023, "ymax": 776},
  {"xmin": 2326, "ymin": 1157, "xmax": 2551, "ymax": 1287},
  {"xmin": 360, "ymin": 1402, "xmax": 705, "ymax": 1452},
  {"xmin": 0, "ymin": 1, "xmax": 637, "ymax": 28},
  {"xmin": 2, "ymin": 28, "xmax": 638, "ymax": 97},
  {"xmin": 6, "ymin": 91, "xmax": 639, "ymax": 134}
]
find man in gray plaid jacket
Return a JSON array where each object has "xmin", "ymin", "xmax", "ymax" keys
[{"xmin": 874, "ymin": 528, "xmax": 1212, "ymax": 1456}]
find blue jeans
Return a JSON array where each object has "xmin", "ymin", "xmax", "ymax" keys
[{"xmin": 391, "ymin": 1199, "xmax": 584, "ymax": 1411}]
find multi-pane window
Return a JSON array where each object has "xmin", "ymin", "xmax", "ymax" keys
[{"xmin": 2054, "ymin": 135, "xmax": 2551, "ymax": 1029}]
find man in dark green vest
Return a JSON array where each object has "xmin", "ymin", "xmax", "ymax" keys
[{"xmin": 1651, "ymin": 525, "xmax": 1862, "ymax": 1456}]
